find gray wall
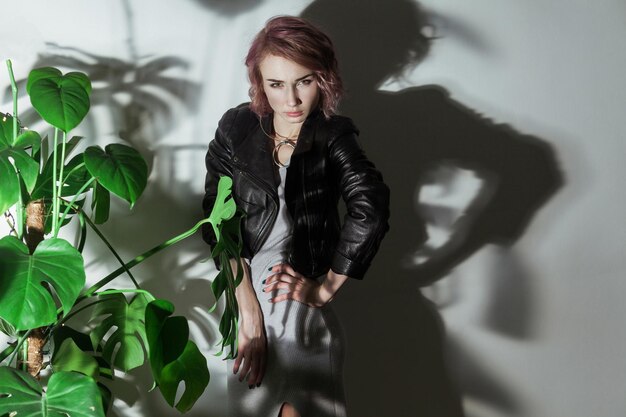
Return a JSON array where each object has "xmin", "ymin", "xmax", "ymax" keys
[{"xmin": 1, "ymin": 1, "xmax": 624, "ymax": 416}]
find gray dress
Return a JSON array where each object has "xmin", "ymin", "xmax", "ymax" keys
[{"xmin": 228, "ymin": 167, "xmax": 347, "ymax": 417}]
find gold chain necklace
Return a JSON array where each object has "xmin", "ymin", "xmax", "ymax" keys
[{"xmin": 259, "ymin": 119, "xmax": 298, "ymax": 168}]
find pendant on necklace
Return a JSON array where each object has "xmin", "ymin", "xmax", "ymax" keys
[{"xmin": 273, "ymin": 139, "xmax": 296, "ymax": 168}]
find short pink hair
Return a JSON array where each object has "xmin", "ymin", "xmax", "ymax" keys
[{"xmin": 245, "ymin": 16, "xmax": 344, "ymax": 119}]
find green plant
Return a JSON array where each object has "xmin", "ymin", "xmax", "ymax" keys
[{"xmin": 0, "ymin": 60, "xmax": 243, "ymax": 415}]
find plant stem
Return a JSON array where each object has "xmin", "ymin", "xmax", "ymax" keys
[
  {"xmin": 52, "ymin": 128, "xmax": 59, "ymax": 233},
  {"xmin": 0, "ymin": 343, "xmax": 16, "ymax": 364},
  {"xmin": 21, "ymin": 338, "xmax": 28, "ymax": 373},
  {"xmin": 9, "ymin": 330, "xmax": 31, "ymax": 370},
  {"xmin": 54, "ymin": 131, "xmax": 68, "ymax": 236},
  {"xmin": 95, "ymin": 288, "xmax": 156, "ymax": 300},
  {"xmin": 6, "ymin": 60, "xmax": 18, "ymax": 143},
  {"xmin": 6, "ymin": 60, "xmax": 24, "ymax": 239},
  {"xmin": 81, "ymin": 210, "xmax": 140, "ymax": 288},
  {"xmin": 16, "ymin": 174, "xmax": 25, "ymax": 240},
  {"xmin": 84, "ymin": 217, "xmax": 212, "ymax": 297},
  {"xmin": 57, "ymin": 177, "xmax": 96, "ymax": 229}
]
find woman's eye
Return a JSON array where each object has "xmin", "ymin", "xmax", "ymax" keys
[
  {"xmin": 298, "ymin": 79, "xmax": 313, "ymax": 86},
  {"xmin": 269, "ymin": 82, "xmax": 282, "ymax": 88}
]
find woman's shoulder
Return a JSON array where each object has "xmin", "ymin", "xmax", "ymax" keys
[
  {"xmin": 218, "ymin": 102, "xmax": 257, "ymax": 127},
  {"xmin": 319, "ymin": 113, "xmax": 360, "ymax": 140},
  {"xmin": 216, "ymin": 103, "xmax": 259, "ymax": 141}
]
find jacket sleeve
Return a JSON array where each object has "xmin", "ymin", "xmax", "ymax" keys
[
  {"xmin": 201, "ymin": 108, "xmax": 237, "ymax": 251},
  {"xmin": 328, "ymin": 129, "xmax": 390, "ymax": 279}
]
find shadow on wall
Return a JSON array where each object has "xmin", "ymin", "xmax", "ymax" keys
[
  {"xmin": 191, "ymin": 0, "xmax": 265, "ymax": 15},
  {"xmin": 302, "ymin": 1, "xmax": 563, "ymax": 416}
]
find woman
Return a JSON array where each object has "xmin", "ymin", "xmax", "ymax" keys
[{"xmin": 202, "ymin": 16, "xmax": 390, "ymax": 417}]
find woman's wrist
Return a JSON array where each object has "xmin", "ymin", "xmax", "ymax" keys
[{"xmin": 318, "ymin": 270, "xmax": 349, "ymax": 304}]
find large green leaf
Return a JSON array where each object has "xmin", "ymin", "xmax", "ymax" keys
[
  {"xmin": 27, "ymin": 68, "xmax": 91, "ymax": 132},
  {"xmin": 0, "ymin": 367, "xmax": 105, "ymax": 417},
  {"xmin": 84, "ymin": 144, "xmax": 148, "ymax": 208},
  {"xmin": 89, "ymin": 293, "xmax": 150, "ymax": 372},
  {"xmin": 145, "ymin": 299, "xmax": 210, "ymax": 413},
  {"xmin": 0, "ymin": 236, "xmax": 85, "ymax": 330}
]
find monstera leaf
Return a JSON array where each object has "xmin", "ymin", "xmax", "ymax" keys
[
  {"xmin": 145, "ymin": 299, "xmax": 209, "ymax": 413},
  {"xmin": 84, "ymin": 144, "xmax": 148, "ymax": 208},
  {"xmin": 52, "ymin": 339, "xmax": 100, "ymax": 379},
  {"xmin": 0, "ymin": 367, "xmax": 104, "ymax": 417},
  {"xmin": 0, "ymin": 114, "xmax": 40, "ymax": 213},
  {"xmin": 31, "ymin": 136, "xmax": 90, "ymax": 199},
  {"xmin": 27, "ymin": 67, "xmax": 91, "ymax": 132},
  {"xmin": 52, "ymin": 326, "xmax": 112, "ymax": 380},
  {"xmin": 0, "ymin": 236, "xmax": 85, "ymax": 330},
  {"xmin": 89, "ymin": 293, "xmax": 150, "ymax": 372},
  {"xmin": 207, "ymin": 176, "xmax": 237, "ymax": 241}
]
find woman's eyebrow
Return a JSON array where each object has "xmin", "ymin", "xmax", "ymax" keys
[{"xmin": 265, "ymin": 73, "xmax": 315, "ymax": 83}]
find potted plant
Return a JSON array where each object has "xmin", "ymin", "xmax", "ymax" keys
[{"xmin": 0, "ymin": 60, "xmax": 242, "ymax": 416}]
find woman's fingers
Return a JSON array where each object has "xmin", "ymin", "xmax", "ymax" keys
[
  {"xmin": 264, "ymin": 263, "xmax": 324, "ymax": 307},
  {"xmin": 238, "ymin": 351, "xmax": 253, "ymax": 382},
  {"xmin": 233, "ymin": 350, "xmax": 243, "ymax": 374}
]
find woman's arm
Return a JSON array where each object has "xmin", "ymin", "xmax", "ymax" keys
[
  {"xmin": 328, "ymin": 129, "xmax": 390, "ymax": 279},
  {"xmin": 230, "ymin": 258, "xmax": 267, "ymax": 387}
]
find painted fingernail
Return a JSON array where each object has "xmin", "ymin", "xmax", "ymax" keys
[
  {"xmin": 267, "ymin": 266, "xmax": 273, "ymax": 271},
  {"xmin": 262, "ymin": 279, "xmax": 266, "ymax": 284},
  {"xmin": 256, "ymin": 383, "xmax": 261, "ymax": 387},
  {"xmin": 248, "ymin": 385, "xmax": 253, "ymax": 389}
]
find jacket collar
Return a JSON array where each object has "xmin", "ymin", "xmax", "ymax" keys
[
  {"xmin": 259, "ymin": 107, "xmax": 322, "ymax": 156},
  {"xmin": 232, "ymin": 107, "xmax": 323, "ymax": 192}
]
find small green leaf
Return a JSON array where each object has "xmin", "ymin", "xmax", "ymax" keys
[
  {"xmin": 0, "ymin": 318, "xmax": 16, "ymax": 337},
  {"xmin": 0, "ymin": 236, "xmax": 85, "ymax": 330},
  {"xmin": 0, "ymin": 113, "xmax": 17, "ymax": 150},
  {"xmin": 32, "ymin": 145, "xmax": 91, "ymax": 200},
  {"xmin": 207, "ymin": 176, "xmax": 237, "ymax": 240},
  {"xmin": 52, "ymin": 338, "xmax": 100, "ymax": 379},
  {"xmin": 84, "ymin": 144, "xmax": 148, "ymax": 208},
  {"xmin": 14, "ymin": 130, "xmax": 42, "ymax": 152},
  {"xmin": 89, "ymin": 293, "xmax": 150, "ymax": 372},
  {"xmin": 28, "ymin": 67, "xmax": 91, "ymax": 132},
  {"xmin": 92, "ymin": 182, "xmax": 110, "ymax": 224},
  {"xmin": 3, "ymin": 149, "xmax": 38, "ymax": 192},
  {"xmin": 0, "ymin": 154, "xmax": 19, "ymax": 213},
  {"xmin": 0, "ymin": 367, "xmax": 105, "ymax": 417},
  {"xmin": 0, "ymin": 114, "xmax": 40, "ymax": 212}
]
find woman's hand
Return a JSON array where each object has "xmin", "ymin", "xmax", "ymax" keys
[
  {"xmin": 230, "ymin": 259, "xmax": 266, "ymax": 388},
  {"xmin": 233, "ymin": 308, "xmax": 266, "ymax": 388},
  {"xmin": 263, "ymin": 264, "xmax": 349, "ymax": 307}
]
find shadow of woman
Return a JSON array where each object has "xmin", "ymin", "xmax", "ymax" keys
[{"xmin": 302, "ymin": 1, "xmax": 563, "ymax": 416}]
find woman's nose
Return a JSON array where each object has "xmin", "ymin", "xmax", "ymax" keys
[{"xmin": 286, "ymin": 87, "xmax": 301, "ymax": 107}]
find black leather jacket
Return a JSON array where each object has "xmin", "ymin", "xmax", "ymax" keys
[{"xmin": 202, "ymin": 103, "xmax": 390, "ymax": 279}]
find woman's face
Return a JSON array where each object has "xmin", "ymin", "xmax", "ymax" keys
[{"xmin": 259, "ymin": 54, "xmax": 320, "ymax": 131}]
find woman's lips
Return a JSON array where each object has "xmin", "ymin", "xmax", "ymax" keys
[{"xmin": 286, "ymin": 111, "xmax": 303, "ymax": 117}]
